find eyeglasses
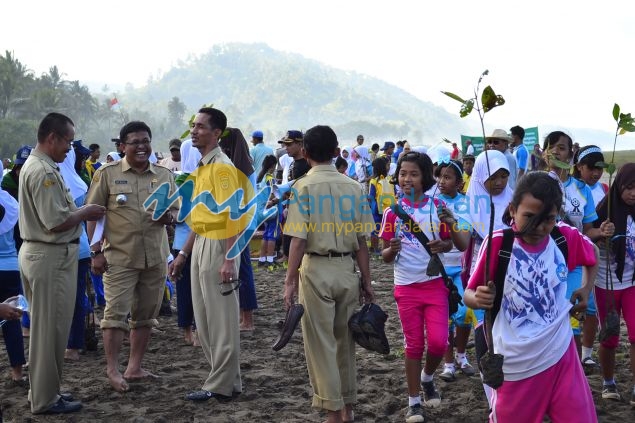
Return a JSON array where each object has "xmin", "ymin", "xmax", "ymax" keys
[
  {"xmin": 486, "ymin": 139, "xmax": 504, "ymax": 146},
  {"xmin": 125, "ymin": 139, "xmax": 151, "ymax": 147},
  {"xmin": 221, "ymin": 279, "xmax": 242, "ymax": 296}
]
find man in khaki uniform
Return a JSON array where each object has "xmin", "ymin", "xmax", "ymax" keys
[
  {"xmin": 19, "ymin": 112, "xmax": 106, "ymax": 414},
  {"xmin": 86, "ymin": 121, "xmax": 178, "ymax": 392},
  {"xmin": 283, "ymin": 125, "xmax": 375, "ymax": 423},
  {"xmin": 170, "ymin": 107, "xmax": 242, "ymax": 402}
]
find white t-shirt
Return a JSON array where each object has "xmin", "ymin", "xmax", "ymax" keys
[
  {"xmin": 436, "ymin": 192, "xmax": 471, "ymax": 267},
  {"xmin": 466, "ymin": 144, "xmax": 475, "ymax": 155},
  {"xmin": 158, "ymin": 157, "xmax": 181, "ymax": 172},
  {"xmin": 597, "ymin": 215, "xmax": 635, "ymax": 290},
  {"xmin": 563, "ymin": 177, "xmax": 597, "ymax": 231},
  {"xmin": 279, "ymin": 154, "xmax": 294, "ymax": 183},
  {"xmin": 588, "ymin": 182, "xmax": 607, "ymax": 208},
  {"xmin": 379, "ymin": 197, "xmax": 451, "ymax": 285}
]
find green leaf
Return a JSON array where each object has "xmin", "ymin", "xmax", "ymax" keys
[
  {"xmin": 607, "ymin": 163, "xmax": 616, "ymax": 175},
  {"xmin": 612, "ymin": 103, "xmax": 620, "ymax": 121},
  {"xmin": 221, "ymin": 129, "xmax": 230, "ymax": 138},
  {"xmin": 459, "ymin": 99, "xmax": 474, "ymax": 118},
  {"xmin": 550, "ymin": 157, "xmax": 572, "ymax": 170},
  {"xmin": 180, "ymin": 129, "xmax": 191, "ymax": 139},
  {"xmin": 441, "ymin": 91, "xmax": 466, "ymax": 104},
  {"xmin": 481, "ymin": 85, "xmax": 505, "ymax": 113},
  {"xmin": 594, "ymin": 161, "xmax": 609, "ymax": 169}
]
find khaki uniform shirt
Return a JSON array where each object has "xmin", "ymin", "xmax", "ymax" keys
[
  {"xmin": 191, "ymin": 147, "xmax": 242, "ymax": 240},
  {"xmin": 284, "ymin": 164, "xmax": 374, "ymax": 254},
  {"xmin": 86, "ymin": 158, "xmax": 177, "ymax": 269},
  {"xmin": 18, "ymin": 149, "xmax": 81, "ymax": 243}
]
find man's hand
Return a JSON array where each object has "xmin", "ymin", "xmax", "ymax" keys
[
  {"xmin": 91, "ymin": 253, "xmax": 108, "ymax": 275},
  {"xmin": 0, "ymin": 303, "xmax": 22, "ymax": 320},
  {"xmin": 283, "ymin": 276, "xmax": 299, "ymax": 310},
  {"xmin": 360, "ymin": 280, "xmax": 375, "ymax": 304},
  {"xmin": 169, "ymin": 253, "xmax": 187, "ymax": 281},
  {"xmin": 219, "ymin": 259, "xmax": 235, "ymax": 284},
  {"xmin": 80, "ymin": 204, "xmax": 106, "ymax": 221},
  {"xmin": 156, "ymin": 211, "xmax": 176, "ymax": 226}
]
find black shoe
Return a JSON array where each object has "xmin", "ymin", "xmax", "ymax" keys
[
  {"xmin": 421, "ymin": 381, "xmax": 441, "ymax": 408},
  {"xmin": 40, "ymin": 398, "xmax": 82, "ymax": 414},
  {"xmin": 59, "ymin": 392, "xmax": 74, "ymax": 402},
  {"xmin": 184, "ymin": 390, "xmax": 232, "ymax": 402}
]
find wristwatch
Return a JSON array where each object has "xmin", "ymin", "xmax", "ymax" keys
[{"xmin": 90, "ymin": 250, "xmax": 103, "ymax": 258}]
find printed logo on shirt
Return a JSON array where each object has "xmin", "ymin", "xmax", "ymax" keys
[{"xmin": 556, "ymin": 263, "xmax": 567, "ymax": 282}]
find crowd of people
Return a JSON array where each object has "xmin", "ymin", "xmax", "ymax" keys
[{"xmin": 0, "ymin": 115, "xmax": 634, "ymax": 423}]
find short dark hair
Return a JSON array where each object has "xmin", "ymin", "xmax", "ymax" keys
[
  {"xmin": 434, "ymin": 159, "xmax": 463, "ymax": 181},
  {"xmin": 120, "ymin": 121, "xmax": 152, "ymax": 143},
  {"xmin": 335, "ymin": 156, "xmax": 347, "ymax": 170},
  {"xmin": 303, "ymin": 125, "xmax": 338, "ymax": 162},
  {"xmin": 371, "ymin": 143, "xmax": 380, "ymax": 152},
  {"xmin": 198, "ymin": 107, "xmax": 227, "ymax": 132},
  {"xmin": 372, "ymin": 157, "xmax": 388, "ymax": 178},
  {"xmin": 510, "ymin": 125, "xmax": 525, "ymax": 139},
  {"xmin": 37, "ymin": 112, "xmax": 74, "ymax": 143},
  {"xmin": 89, "ymin": 143, "xmax": 100, "ymax": 152}
]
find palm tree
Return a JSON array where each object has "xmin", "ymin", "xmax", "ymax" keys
[{"xmin": 0, "ymin": 50, "xmax": 33, "ymax": 118}]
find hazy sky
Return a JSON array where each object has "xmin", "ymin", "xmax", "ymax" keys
[{"xmin": 2, "ymin": 0, "xmax": 635, "ymax": 147}]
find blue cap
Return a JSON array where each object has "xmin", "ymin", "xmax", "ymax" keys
[
  {"xmin": 14, "ymin": 145, "xmax": 33, "ymax": 165},
  {"xmin": 73, "ymin": 140, "xmax": 91, "ymax": 158},
  {"xmin": 380, "ymin": 141, "xmax": 395, "ymax": 151},
  {"xmin": 252, "ymin": 130, "xmax": 263, "ymax": 139}
]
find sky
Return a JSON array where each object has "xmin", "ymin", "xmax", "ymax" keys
[{"xmin": 2, "ymin": 0, "xmax": 635, "ymax": 149}]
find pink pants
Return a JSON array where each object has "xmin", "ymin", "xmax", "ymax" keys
[
  {"xmin": 490, "ymin": 339, "xmax": 597, "ymax": 423},
  {"xmin": 394, "ymin": 278, "xmax": 448, "ymax": 360},
  {"xmin": 595, "ymin": 285, "xmax": 635, "ymax": 349}
]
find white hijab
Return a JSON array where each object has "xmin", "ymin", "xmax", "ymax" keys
[
  {"xmin": 59, "ymin": 147, "xmax": 88, "ymax": 201},
  {"xmin": 0, "ymin": 161, "xmax": 19, "ymax": 235},
  {"xmin": 353, "ymin": 145, "xmax": 370, "ymax": 162},
  {"xmin": 180, "ymin": 138, "xmax": 201, "ymax": 173},
  {"xmin": 466, "ymin": 150, "xmax": 513, "ymax": 239},
  {"xmin": 107, "ymin": 152, "xmax": 121, "ymax": 162}
]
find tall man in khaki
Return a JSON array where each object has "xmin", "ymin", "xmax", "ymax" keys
[
  {"xmin": 170, "ymin": 107, "xmax": 242, "ymax": 402},
  {"xmin": 19, "ymin": 112, "xmax": 105, "ymax": 414},
  {"xmin": 86, "ymin": 121, "xmax": 178, "ymax": 392},
  {"xmin": 283, "ymin": 125, "xmax": 375, "ymax": 423}
]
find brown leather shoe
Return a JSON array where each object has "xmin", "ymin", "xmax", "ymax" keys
[{"xmin": 272, "ymin": 304, "xmax": 304, "ymax": 351}]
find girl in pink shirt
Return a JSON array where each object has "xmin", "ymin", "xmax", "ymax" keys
[{"xmin": 464, "ymin": 172, "xmax": 599, "ymax": 423}]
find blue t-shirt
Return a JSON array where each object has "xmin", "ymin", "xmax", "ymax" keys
[
  {"xmin": 74, "ymin": 194, "xmax": 91, "ymax": 260},
  {"xmin": 0, "ymin": 230, "xmax": 18, "ymax": 271},
  {"xmin": 514, "ymin": 144, "xmax": 529, "ymax": 172}
]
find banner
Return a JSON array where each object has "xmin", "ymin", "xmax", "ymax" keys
[
  {"xmin": 460, "ymin": 135, "xmax": 485, "ymax": 156},
  {"xmin": 522, "ymin": 126, "xmax": 539, "ymax": 149}
]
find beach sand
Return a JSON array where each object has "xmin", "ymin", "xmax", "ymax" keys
[{"xmin": 1, "ymin": 255, "xmax": 633, "ymax": 422}]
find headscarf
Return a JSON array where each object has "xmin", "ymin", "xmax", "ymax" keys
[
  {"xmin": 0, "ymin": 160, "xmax": 19, "ymax": 235},
  {"xmin": 59, "ymin": 147, "xmax": 88, "ymax": 201},
  {"xmin": 107, "ymin": 152, "xmax": 121, "ymax": 162},
  {"xmin": 466, "ymin": 150, "xmax": 513, "ymax": 239},
  {"xmin": 180, "ymin": 138, "xmax": 201, "ymax": 174},
  {"xmin": 596, "ymin": 162, "xmax": 635, "ymax": 282},
  {"xmin": 353, "ymin": 145, "xmax": 370, "ymax": 162},
  {"xmin": 219, "ymin": 127, "xmax": 254, "ymax": 178}
]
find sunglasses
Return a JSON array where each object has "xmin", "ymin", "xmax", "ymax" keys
[
  {"xmin": 486, "ymin": 139, "xmax": 506, "ymax": 146},
  {"xmin": 221, "ymin": 279, "xmax": 242, "ymax": 296}
]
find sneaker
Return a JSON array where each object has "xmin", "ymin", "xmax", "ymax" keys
[
  {"xmin": 582, "ymin": 357, "xmax": 600, "ymax": 374},
  {"xmin": 405, "ymin": 403, "xmax": 425, "ymax": 422},
  {"xmin": 602, "ymin": 383, "xmax": 621, "ymax": 400},
  {"xmin": 438, "ymin": 366, "xmax": 456, "ymax": 382},
  {"xmin": 458, "ymin": 361, "xmax": 476, "ymax": 377},
  {"xmin": 421, "ymin": 381, "xmax": 441, "ymax": 408}
]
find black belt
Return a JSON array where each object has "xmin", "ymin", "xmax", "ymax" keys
[
  {"xmin": 308, "ymin": 251, "xmax": 351, "ymax": 257},
  {"xmin": 25, "ymin": 238, "xmax": 80, "ymax": 245}
]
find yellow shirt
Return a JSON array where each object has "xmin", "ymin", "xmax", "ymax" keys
[
  {"xmin": 18, "ymin": 149, "xmax": 82, "ymax": 244},
  {"xmin": 86, "ymin": 157, "xmax": 177, "ymax": 269},
  {"xmin": 462, "ymin": 173, "xmax": 471, "ymax": 194},
  {"xmin": 284, "ymin": 165, "xmax": 374, "ymax": 254}
]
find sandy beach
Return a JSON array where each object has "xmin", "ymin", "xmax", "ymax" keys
[{"xmin": 1, "ymin": 255, "xmax": 633, "ymax": 422}]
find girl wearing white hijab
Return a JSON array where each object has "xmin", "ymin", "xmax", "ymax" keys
[
  {"xmin": 59, "ymin": 148, "xmax": 92, "ymax": 360},
  {"xmin": 353, "ymin": 145, "xmax": 371, "ymax": 184},
  {"xmin": 340, "ymin": 147, "xmax": 355, "ymax": 178},
  {"xmin": 106, "ymin": 152, "xmax": 121, "ymax": 163}
]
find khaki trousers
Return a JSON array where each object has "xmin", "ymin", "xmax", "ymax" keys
[
  {"xmin": 19, "ymin": 241, "xmax": 78, "ymax": 413},
  {"xmin": 299, "ymin": 254, "xmax": 359, "ymax": 411},
  {"xmin": 190, "ymin": 235, "xmax": 241, "ymax": 396}
]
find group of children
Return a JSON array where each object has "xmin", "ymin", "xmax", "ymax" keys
[{"xmin": 357, "ymin": 132, "xmax": 635, "ymax": 423}]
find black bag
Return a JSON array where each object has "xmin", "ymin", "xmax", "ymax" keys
[
  {"xmin": 390, "ymin": 204, "xmax": 462, "ymax": 317},
  {"xmin": 348, "ymin": 303, "xmax": 390, "ymax": 354}
]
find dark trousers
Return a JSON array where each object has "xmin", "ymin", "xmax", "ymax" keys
[
  {"xmin": 90, "ymin": 270, "xmax": 106, "ymax": 306},
  {"xmin": 0, "ymin": 270, "xmax": 26, "ymax": 367},
  {"xmin": 67, "ymin": 259, "xmax": 90, "ymax": 349},
  {"xmin": 238, "ymin": 248, "xmax": 258, "ymax": 311},
  {"xmin": 173, "ymin": 250, "xmax": 194, "ymax": 328}
]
